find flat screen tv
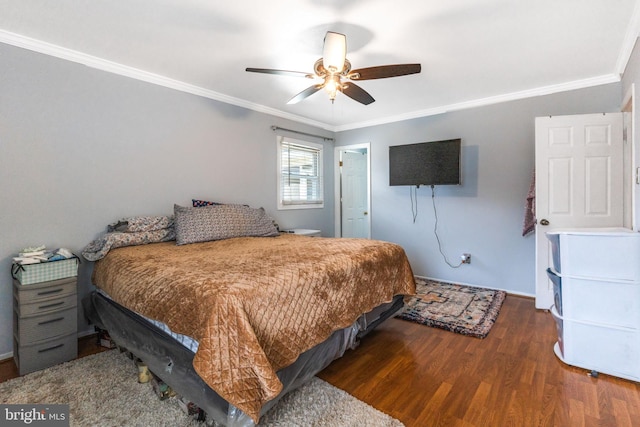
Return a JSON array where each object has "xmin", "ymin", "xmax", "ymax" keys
[{"xmin": 389, "ymin": 138, "xmax": 461, "ymax": 186}]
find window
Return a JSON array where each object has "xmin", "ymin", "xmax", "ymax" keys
[{"xmin": 277, "ymin": 136, "xmax": 324, "ymax": 209}]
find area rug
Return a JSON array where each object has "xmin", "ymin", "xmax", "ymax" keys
[
  {"xmin": 0, "ymin": 350, "xmax": 403, "ymax": 426},
  {"xmin": 396, "ymin": 277, "xmax": 506, "ymax": 338}
]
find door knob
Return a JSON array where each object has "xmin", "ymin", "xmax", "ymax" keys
[
  {"xmin": 540, "ymin": 219, "xmax": 550, "ymax": 226},
  {"xmin": 364, "ymin": 212, "xmax": 368, "ymax": 215}
]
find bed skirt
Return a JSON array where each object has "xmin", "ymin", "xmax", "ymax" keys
[{"xmin": 83, "ymin": 291, "xmax": 404, "ymax": 426}]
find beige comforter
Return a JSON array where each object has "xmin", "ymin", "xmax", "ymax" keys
[{"xmin": 92, "ymin": 234, "xmax": 415, "ymax": 422}]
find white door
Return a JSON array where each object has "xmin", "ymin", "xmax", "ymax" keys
[
  {"xmin": 535, "ymin": 113, "xmax": 624, "ymax": 309},
  {"xmin": 341, "ymin": 150, "xmax": 370, "ymax": 238}
]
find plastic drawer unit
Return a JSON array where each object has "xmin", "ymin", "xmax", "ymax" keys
[
  {"xmin": 547, "ymin": 268, "xmax": 640, "ymax": 328},
  {"xmin": 550, "ymin": 306, "xmax": 639, "ymax": 381},
  {"xmin": 546, "ymin": 228, "xmax": 640, "ymax": 382},
  {"xmin": 13, "ymin": 277, "xmax": 78, "ymax": 375},
  {"xmin": 547, "ymin": 227, "xmax": 640, "ymax": 281}
]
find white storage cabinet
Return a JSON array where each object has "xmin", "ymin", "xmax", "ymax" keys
[{"xmin": 546, "ymin": 228, "xmax": 640, "ymax": 382}]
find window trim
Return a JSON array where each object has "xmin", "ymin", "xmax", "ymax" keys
[{"xmin": 276, "ymin": 136, "xmax": 324, "ymax": 210}]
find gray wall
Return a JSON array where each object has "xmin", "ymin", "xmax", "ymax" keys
[
  {"xmin": 335, "ymin": 83, "xmax": 622, "ymax": 295},
  {"xmin": 0, "ymin": 43, "xmax": 335, "ymax": 357},
  {"xmin": 622, "ymin": 38, "xmax": 640, "ymax": 108}
]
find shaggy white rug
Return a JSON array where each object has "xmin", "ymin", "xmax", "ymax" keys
[{"xmin": 0, "ymin": 350, "xmax": 403, "ymax": 426}]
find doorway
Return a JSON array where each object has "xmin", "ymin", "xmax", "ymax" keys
[{"xmin": 334, "ymin": 143, "xmax": 371, "ymax": 238}]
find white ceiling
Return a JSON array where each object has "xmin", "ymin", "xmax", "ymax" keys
[{"xmin": 1, "ymin": 0, "xmax": 639, "ymax": 131}]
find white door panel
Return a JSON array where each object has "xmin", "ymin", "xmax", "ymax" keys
[
  {"xmin": 535, "ymin": 113, "xmax": 624, "ymax": 309},
  {"xmin": 341, "ymin": 151, "xmax": 369, "ymax": 238}
]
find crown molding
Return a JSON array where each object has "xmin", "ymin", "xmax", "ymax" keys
[
  {"xmin": 0, "ymin": 30, "xmax": 334, "ymax": 131},
  {"xmin": 615, "ymin": 0, "xmax": 640, "ymax": 75},
  {"xmin": 0, "ymin": 29, "xmax": 626, "ymax": 134},
  {"xmin": 335, "ymin": 74, "xmax": 621, "ymax": 132}
]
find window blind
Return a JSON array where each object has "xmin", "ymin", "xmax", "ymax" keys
[{"xmin": 279, "ymin": 139, "xmax": 323, "ymax": 206}]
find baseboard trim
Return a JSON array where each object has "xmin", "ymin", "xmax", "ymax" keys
[{"xmin": 416, "ymin": 275, "xmax": 535, "ymax": 299}]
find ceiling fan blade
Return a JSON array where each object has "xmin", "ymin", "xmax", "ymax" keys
[
  {"xmin": 245, "ymin": 68, "xmax": 313, "ymax": 78},
  {"xmin": 348, "ymin": 64, "xmax": 421, "ymax": 80},
  {"xmin": 323, "ymin": 32, "xmax": 347, "ymax": 73},
  {"xmin": 342, "ymin": 82, "xmax": 375, "ymax": 105},
  {"xmin": 287, "ymin": 85, "xmax": 322, "ymax": 104}
]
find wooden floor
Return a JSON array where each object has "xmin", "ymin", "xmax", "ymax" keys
[
  {"xmin": 318, "ymin": 295, "xmax": 640, "ymax": 427},
  {"xmin": 2, "ymin": 296, "xmax": 639, "ymax": 426}
]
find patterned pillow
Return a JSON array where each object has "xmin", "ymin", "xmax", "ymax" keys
[
  {"xmin": 174, "ymin": 204, "xmax": 279, "ymax": 245},
  {"xmin": 192, "ymin": 199, "xmax": 222, "ymax": 207},
  {"xmin": 107, "ymin": 215, "xmax": 174, "ymax": 233}
]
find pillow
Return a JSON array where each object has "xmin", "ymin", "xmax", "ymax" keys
[
  {"xmin": 174, "ymin": 204, "xmax": 279, "ymax": 245},
  {"xmin": 192, "ymin": 199, "xmax": 222, "ymax": 207},
  {"xmin": 107, "ymin": 215, "xmax": 174, "ymax": 233}
]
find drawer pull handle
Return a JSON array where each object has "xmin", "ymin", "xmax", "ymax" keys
[
  {"xmin": 38, "ymin": 301, "xmax": 65, "ymax": 310},
  {"xmin": 37, "ymin": 288, "xmax": 63, "ymax": 296},
  {"xmin": 38, "ymin": 343, "xmax": 64, "ymax": 353},
  {"xmin": 38, "ymin": 317, "xmax": 64, "ymax": 325}
]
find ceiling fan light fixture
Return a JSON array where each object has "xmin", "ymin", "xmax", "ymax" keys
[
  {"xmin": 245, "ymin": 32, "xmax": 420, "ymax": 105},
  {"xmin": 324, "ymin": 74, "xmax": 342, "ymax": 103},
  {"xmin": 323, "ymin": 31, "xmax": 346, "ymax": 73}
]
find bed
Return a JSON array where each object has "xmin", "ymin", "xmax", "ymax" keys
[{"xmin": 82, "ymin": 205, "xmax": 415, "ymax": 426}]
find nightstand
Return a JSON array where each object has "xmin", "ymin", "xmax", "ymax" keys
[
  {"xmin": 283, "ymin": 229, "xmax": 322, "ymax": 237},
  {"xmin": 13, "ymin": 276, "xmax": 78, "ymax": 375}
]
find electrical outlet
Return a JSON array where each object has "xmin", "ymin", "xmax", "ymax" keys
[{"xmin": 461, "ymin": 253, "xmax": 471, "ymax": 264}]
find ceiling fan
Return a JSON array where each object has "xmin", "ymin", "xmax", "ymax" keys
[{"xmin": 246, "ymin": 32, "xmax": 421, "ymax": 105}]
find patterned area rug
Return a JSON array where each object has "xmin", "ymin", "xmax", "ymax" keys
[{"xmin": 396, "ymin": 277, "xmax": 506, "ymax": 338}]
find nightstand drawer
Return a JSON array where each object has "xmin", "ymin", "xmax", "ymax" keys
[
  {"xmin": 13, "ymin": 277, "xmax": 77, "ymax": 304},
  {"xmin": 15, "ymin": 294, "xmax": 77, "ymax": 318},
  {"xmin": 14, "ymin": 333, "xmax": 77, "ymax": 375},
  {"xmin": 14, "ymin": 307, "xmax": 77, "ymax": 344}
]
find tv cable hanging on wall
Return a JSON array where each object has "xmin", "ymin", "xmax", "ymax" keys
[
  {"xmin": 429, "ymin": 185, "xmax": 464, "ymax": 268},
  {"xmin": 408, "ymin": 185, "xmax": 464, "ymax": 268}
]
